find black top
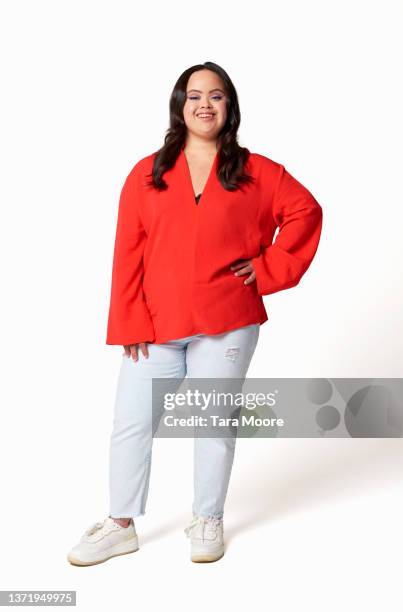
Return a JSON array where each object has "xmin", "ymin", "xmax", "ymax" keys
[{"xmin": 195, "ymin": 193, "xmax": 202, "ymax": 204}]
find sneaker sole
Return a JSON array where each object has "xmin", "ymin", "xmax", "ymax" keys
[
  {"xmin": 191, "ymin": 551, "xmax": 224, "ymax": 563},
  {"xmin": 67, "ymin": 539, "xmax": 139, "ymax": 566}
]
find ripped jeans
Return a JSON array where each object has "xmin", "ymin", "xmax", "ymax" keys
[{"xmin": 108, "ymin": 323, "xmax": 260, "ymax": 520}]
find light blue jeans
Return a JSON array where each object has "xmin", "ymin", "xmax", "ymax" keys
[{"xmin": 108, "ymin": 323, "xmax": 260, "ymax": 520}]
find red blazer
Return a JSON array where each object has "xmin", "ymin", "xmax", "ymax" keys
[{"xmin": 106, "ymin": 148, "xmax": 323, "ymax": 345}]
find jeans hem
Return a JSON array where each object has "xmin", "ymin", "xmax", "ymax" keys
[
  {"xmin": 110, "ymin": 511, "xmax": 146, "ymax": 519},
  {"xmin": 192, "ymin": 511, "xmax": 224, "ymax": 520}
]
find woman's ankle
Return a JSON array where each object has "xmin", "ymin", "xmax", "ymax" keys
[{"xmin": 110, "ymin": 516, "xmax": 131, "ymax": 528}]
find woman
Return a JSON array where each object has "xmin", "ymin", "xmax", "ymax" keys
[{"xmin": 67, "ymin": 61, "xmax": 323, "ymax": 566}]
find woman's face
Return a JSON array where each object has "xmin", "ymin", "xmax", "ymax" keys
[{"xmin": 183, "ymin": 69, "xmax": 228, "ymax": 142}]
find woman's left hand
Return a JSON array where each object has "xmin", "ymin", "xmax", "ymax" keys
[{"xmin": 230, "ymin": 259, "xmax": 256, "ymax": 285}]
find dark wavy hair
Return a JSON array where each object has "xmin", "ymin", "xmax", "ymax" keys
[{"xmin": 147, "ymin": 61, "xmax": 255, "ymax": 193}]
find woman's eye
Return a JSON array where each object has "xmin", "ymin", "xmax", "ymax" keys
[{"xmin": 187, "ymin": 95, "xmax": 224, "ymax": 101}]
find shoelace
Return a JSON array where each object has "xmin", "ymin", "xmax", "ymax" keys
[
  {"xmin": 184, "ymin": 516, "xmax": 222, "ymax": 540},
  {"xmin": 85, "ymin": 521, "xmax": 104, "ymax": 537},
  {"xmin": 84, "ymin": 518, "xmax": 119, "ymax": 539}
]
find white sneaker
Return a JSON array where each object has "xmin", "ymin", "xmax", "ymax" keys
[
  {"xmin": 67, "ymin": 516, "xmax": 139, "ymax": 566},
  {"xmin": 184, "ymin": 515, "xmax": 224, "ymax": 562}
]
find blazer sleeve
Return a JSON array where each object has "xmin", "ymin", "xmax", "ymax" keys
[
  {"xmin": 106, "ymin": 163, "xmax": 155, "ymax": 345},
  {"xmin": 251, "ymin": 163, "xmax": 323, "ymax": 296}
]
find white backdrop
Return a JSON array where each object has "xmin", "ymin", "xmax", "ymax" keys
[{"xmin": 0, "ymin": 1, "xmax": 402, "ymax": 610}]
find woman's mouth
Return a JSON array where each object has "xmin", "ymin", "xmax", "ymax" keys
[{"xmin": 197, "ymin": 113, "xmax": 215, "ymax": 121}]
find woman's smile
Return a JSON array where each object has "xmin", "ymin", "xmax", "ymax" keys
[{"xmin": 197, "ymin": 113, "xmax": 216, "ymax": 121}]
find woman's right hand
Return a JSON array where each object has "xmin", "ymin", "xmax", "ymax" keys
[{"xmin": 123, "ymin": 343, "xmax": 150, "ymax": 361}]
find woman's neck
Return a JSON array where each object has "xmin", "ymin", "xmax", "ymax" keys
[{"xmin": 183, "ymin": 138, "xmax": 218, "ymax": 157}]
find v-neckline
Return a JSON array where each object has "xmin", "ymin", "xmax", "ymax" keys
[{"xmin": 180, "ymin": 147, "xmax": 218, "ymax": 205}]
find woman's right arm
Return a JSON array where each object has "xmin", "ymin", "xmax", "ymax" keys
[{"xmin": 105, "ymin": 162, "xmax": 155, "ymax": 348}]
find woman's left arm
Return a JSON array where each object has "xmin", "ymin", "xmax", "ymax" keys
[{"xmin": 251, "ymin": 163, "xmax": 323, "ymax": 296}]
